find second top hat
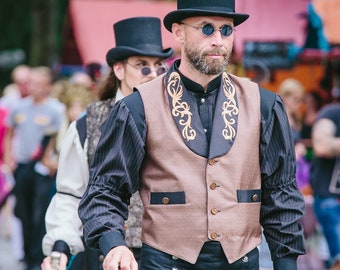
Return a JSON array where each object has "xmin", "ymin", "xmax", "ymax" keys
[{"xmin": 106, "ymin": 17, "xmax": 174, "ymax": 67}]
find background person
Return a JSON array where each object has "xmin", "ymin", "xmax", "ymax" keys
[
  {"xmin": 310, "ymin": 92, "xmax": 340, "ymax": 270},
  {"xmin": 3, "ymin": 66, "xmax": 63, "ymax": 270}
]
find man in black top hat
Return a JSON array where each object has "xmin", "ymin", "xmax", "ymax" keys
[{"xmin": 79, "ymin": 1, "xmax": 306, "ymax": 270}]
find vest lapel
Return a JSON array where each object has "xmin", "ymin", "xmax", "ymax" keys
[
  {"xmin": 166, "ymin": 71, "xmax": 208, "ymax": 157},
  {"xmin": 166, "ymin": 71, "xmax": 239, "ymax": 158},
  {"xmin": 209, "ymin": 73, "xmax": 239, "ymax": 158}
]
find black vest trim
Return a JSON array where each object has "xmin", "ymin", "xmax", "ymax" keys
[
  {"xmin": 76, "ymin": 115, "xmax": 87, "ymax": 148},
  {"xmin": 122, "ymin": 91, "xmax": 145, "ymax": 136},
  {"xmin": 56, "ymin": 191, "xmax": 83, "ymax": 200},
  {"xmin": 259, "ymin": 87, "xmax": 276, "ymax": 133}
]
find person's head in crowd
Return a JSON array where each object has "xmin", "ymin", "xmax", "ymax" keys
[
  {"xmin": 69, "ymin": 72, "xmax": 93, "ymax": 89},
  {"xmin": 2, "ymin": 64, "xmax": 31, "ymax": 97},
  {"xmin": 98, "ymin": 16, "xmax": 174, "ymax": 101},
  {"xmin": 28, "ymin": 66, "xmax": 54, "ymax": 102},
  {"xmin": 51, "ymin": 79, "xmax": 95, "ymax": 122},
  {"xmin": 85, "ymin": 62, "xmax": 103, "ymax": 82},
  {"xmin": 278, "ymin": 78, "xmax": 305, "ymax": 116}
]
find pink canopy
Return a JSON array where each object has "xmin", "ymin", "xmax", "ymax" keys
[{"xmin": 69, "ymin": 0, "xmax": 308, "ymax": 65}]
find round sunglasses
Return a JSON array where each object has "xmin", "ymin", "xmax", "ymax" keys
[
  {"xmin": 181, "ymin": 22, "xmax": 235, "ymax": 37},
  {"xmin": 126, "ymin": 62, "xmax": 167, "ymax": 76}
]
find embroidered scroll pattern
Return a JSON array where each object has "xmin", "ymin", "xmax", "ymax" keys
[
  {"xmin": 167, "ymin": 72, "xmax": 196, "ymax": 141},
  {"xmin": 221, "ymin": 73, "xmax": 238, "ymax": 140}
]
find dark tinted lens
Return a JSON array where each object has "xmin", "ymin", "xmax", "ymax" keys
[
  {"xmin": 141, "ymin": 66, "xmax": 151, "ymax": 76},
  {"xmin": 156, "ymin": 67, "xmax": 166, "ymax": 76},
  {"xmin": 221, "ymin": 25, "xmax": 233, "ymax": 37},
  {"xmin": 201, "ymin": 24, "xmax": 215, "ymax": 36}
]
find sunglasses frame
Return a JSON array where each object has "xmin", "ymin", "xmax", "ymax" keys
[
  {"xmin": 126, "ymin": 62, "xmax": 167, "ymax": 76},
  {"xmin": 181, "ymin": 22, "xmax": 235, "ymax": 37}
]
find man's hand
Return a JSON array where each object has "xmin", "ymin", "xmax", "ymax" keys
[
  {"xmin": 41, "ymin": 253, "xmax": 68, "ymax": 270},
  {"xmin": 103, "ymin": 246, "xmax": 138, "ymax": 270}
]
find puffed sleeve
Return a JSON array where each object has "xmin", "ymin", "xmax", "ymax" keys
[
  {"xmin": 260, "ymin": 94, "xmax": 306, "ymax": 269},
  {"xmin": 42, "ymin": 120, "xmax": 89, "ymax": 256}
]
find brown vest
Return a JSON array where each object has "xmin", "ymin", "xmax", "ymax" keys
[{"xmin": 137, "ymin": 72, "xmax": 262, "ymax": 264}]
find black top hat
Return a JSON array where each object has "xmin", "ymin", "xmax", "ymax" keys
[
  {"xmin": 163, "ymin": 0, "xmax": 249, "ymax": 32},
  {"xmin": 106, "ymin": 17, "xmax": 174, "ymax": 66}
]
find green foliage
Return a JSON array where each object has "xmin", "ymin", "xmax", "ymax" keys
[
  {"xmin": 0, "ymin": 1, "xmax": 31, "ymax": 49},
  {"xmin": 0, "ymin": 0, "xmax": 69, "ymax": 90}
]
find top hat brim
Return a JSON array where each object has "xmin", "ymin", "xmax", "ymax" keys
[
  {"xmin": 163, "ymin": 10, "xmax": 249, "ymax": 32},
  {"xmin": 106, "ymin": 46, "xmax": 174, "ymax": 67}
]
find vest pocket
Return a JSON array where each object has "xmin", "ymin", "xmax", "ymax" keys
[
  {"xmin": 150, "ymin": 191, "xmax": 185, "ymax": 205},
  {"xmin": 237, "ymin": 189, "xmax": 261, "ymax": 203}
]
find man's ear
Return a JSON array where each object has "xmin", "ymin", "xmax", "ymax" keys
[
  {"xmin": 172, "ymin": 23, "xmax": 185, "ymax": 43},
  {"xmin": 113, "ymin": 62, "xmax": 125, "ymax": 80}
]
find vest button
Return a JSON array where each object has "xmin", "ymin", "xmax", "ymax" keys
[
  {"xmin": 172, "ymin": 255, "xmax": 178, "ymax": 260},
  {"xmin": 162, "ymin": 197, "xmax": 170, "ymax": 204},
  {"xmin": 210, "ymin": 232, "xmax": 218, "ymax": 239},
  {"xmin": 211, "ymin": 208, "xmax": 219, "ymax": 215},
  {"xmin": 210, "ymin": 183, "xmax": 217, "ymax": 190},
  {"xmin": 252, "ymin": 194, "xmax": 258, "ymax": 202},
  {"xmin": 208, "ymin": 158, "xmax": 216, "ymax": 165},
  {"xmin": 99, "ymin": 255, "xmax": 104, "ymax": 262},
  {"xmin": 201, "ymin": 98, "xmax": 206, "ymax": 104}
]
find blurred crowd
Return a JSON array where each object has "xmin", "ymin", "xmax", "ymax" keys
[{"xmin": 0, "ymin": 63, "xmax": 104, "ymax": 269}]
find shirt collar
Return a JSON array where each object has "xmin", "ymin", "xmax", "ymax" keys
[
  {"xmin": 115, "ymin": 89, "xmax": 125, "ymax": 103},
  {"xmin": 173, "ymin": 60, "xmax": 221, "ymax": 94}
]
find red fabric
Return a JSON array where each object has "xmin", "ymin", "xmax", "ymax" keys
[{"xmin": 0, "ymin": 107, "xmax": 8, "ymax": 163}]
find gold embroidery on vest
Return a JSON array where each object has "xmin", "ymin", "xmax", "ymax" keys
[
  {"xmin": 221, "ymin": 72, "xmax": 238, "ymax": 140},
  {"xmin": 167, "ymin": 72, "xmax": 196, "ymax": 141}
]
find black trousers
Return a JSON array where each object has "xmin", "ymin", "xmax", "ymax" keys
[
  {"xmin": 68, "ymin": 247, "xmax": 103, "ymax": 270},
  {"xmin": 140, "ymin": 242, "xmax": 259, "ymax": 270},
  {"xmin": 13, "ymin": 163, "xmax": 56, "ymax": 268}
]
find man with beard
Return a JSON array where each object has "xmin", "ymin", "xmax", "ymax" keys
[{"xmin": 78, "ymin": 1, "xmax": 306, "ymax": 270}]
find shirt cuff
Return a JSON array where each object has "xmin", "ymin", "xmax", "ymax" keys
[
  {"xmin": 52, "ymin": 240, "xmax": 71, "ymax": 261},
  {"xmin": 99, "ymin": 230, "xmax": 127, "ymax": 256},
  {"xmin": 273, "ymin": 256, "xmax": 298, "ymax": 270}
]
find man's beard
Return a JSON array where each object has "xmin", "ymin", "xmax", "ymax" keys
[{"xmin": 185, "ymin": 46, "xmax": 230, "ymax": 75}]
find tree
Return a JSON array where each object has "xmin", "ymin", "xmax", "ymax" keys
[{"xmin": 0, "ymin": 0, "xmax": 68, "ymax": 89}]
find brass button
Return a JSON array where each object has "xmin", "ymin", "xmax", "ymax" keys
[
  {"xmin": 208, "ymin": 158, "xmax": 216, "ymax": 165},
  {"xmin": 162, "ymin": 197, "xmax": 170, "ymax": 204},
  {"xmin": 211, "ymin": 208, "xmax": 219, "ymax": 215},
  {"xmin": 210, "ymin": 183, "xmax": 217, "ymax": 190},
  {"xmin": 252, "ymin": 194, "xmax": 258, "ymax": 202},
  {"xmin": 210, "ymin": 232, "xmax": 218, "ymax": 239}
]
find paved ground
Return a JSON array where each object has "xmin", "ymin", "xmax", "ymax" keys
[{"xmin": 0, "ymin": 236, "xmax": 25, "ymax": 270}]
